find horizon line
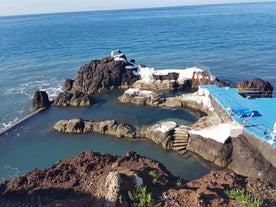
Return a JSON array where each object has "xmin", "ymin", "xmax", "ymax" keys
[{"xmin": 0, "ymin": 0, "xmax": 274, "ymax": 18}]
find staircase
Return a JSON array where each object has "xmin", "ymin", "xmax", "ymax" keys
[{"xmin": 171, "ymin": 126, "xmax": 189, "ymax": 155}]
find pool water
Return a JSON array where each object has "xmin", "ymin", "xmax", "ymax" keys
[{"xmin": 0, "ymin": 90, "xmax": 212, "ymax": 181}]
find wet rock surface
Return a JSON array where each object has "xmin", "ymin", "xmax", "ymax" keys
[{"xmin": 1, "ymin": 151, "xmax": 276, "ymax": 207}]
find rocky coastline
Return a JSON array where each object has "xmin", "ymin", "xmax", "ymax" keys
[
  {"xmin": 1, "ymin": 151, "xmax": 276, "ymax": 207},
  {"xmin": 8, "ymin": 51, "xmax": 275, "ymax": 206}
]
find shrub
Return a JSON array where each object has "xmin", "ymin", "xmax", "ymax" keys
[
  {"xmin": 131, "ymin": 185, "xmax": 154, "ymax": 207},
  {"xmin": 224, "ymin": 188, "xmax": 263, "ymax": 207}
]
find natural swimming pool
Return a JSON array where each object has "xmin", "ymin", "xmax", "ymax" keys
[{"xmin": 0, "ymin": 90, "xmax": 212, "ymax": 182}]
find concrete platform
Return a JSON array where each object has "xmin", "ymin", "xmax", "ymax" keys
[{"xmin": 200, "ymin": 84, "xmax": 276, "ymax": 147}]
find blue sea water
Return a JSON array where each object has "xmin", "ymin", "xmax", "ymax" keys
[
  {"xmin": 0, "ymin": 2, "xmax": 276, "ymax": 180},
  {"xmin": 1, "ymin": 2, "xmax": 276, "ymax": 129}
]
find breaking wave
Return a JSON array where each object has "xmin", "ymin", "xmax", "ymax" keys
[{"xmin": 4, "ymin": 78, "xmax": 63, "ymax": 101}]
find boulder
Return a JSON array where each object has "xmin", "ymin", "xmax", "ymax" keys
[
  {"xmin": 53, "ymin": 118, "xmax": 85, "ymax": 133},
  {"xmin": 88, "ymin": 120, "xmax": 137, "ymax": 138},
  {"xmin": 53, "ymin": 91, "xmax": 91, "ymax": 107},
  {"xmin": 187, "ymin": 134, "xmax": 233, "ymax": 167},
  {"xmin": 144, "ymin": 122, "xmax": 177, "ymax": 150},
  {"xmin": 237, "ymin": 78, "xmax": 274, "ymax": 98},
  {"xmin": 30, "ymin": 90, "xmax": 51, "ymax": 113},
  {"xmin": 101, "ymin": 172, "xmax": 121, "ymax": 207},
  {"xmin": 68, "ymin": 56, "xmax": 139, "ymax": 94}
]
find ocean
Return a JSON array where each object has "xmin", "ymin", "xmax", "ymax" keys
[{"xmin": 0, "ymin": 2, "xmax": 276, "ymax": 180}]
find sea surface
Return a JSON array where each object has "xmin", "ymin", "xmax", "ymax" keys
[{"xmin": 0, "ymin": 2, "xmax": 276, "ymax": 181}]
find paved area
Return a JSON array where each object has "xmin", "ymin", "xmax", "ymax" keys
[{"xmin": 201, "ymin": 84, "xmax": 276, "ymax": 147}]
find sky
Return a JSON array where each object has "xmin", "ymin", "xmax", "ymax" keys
[{"xmin": 0, "ymin": 0, "xmax": 274, "ymax": 16}]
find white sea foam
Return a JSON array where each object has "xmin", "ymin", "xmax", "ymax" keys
[
  {"xmin": 1, "ymin": 117, "xmax": 19, "ymax": 128},
  {"xmin": 4, "ymin": 78, "xmax": 63, "ymax": 100}
]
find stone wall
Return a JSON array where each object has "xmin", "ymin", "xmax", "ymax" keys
[{"xmin": 209, "ymin": 95, "xmax": 231, "ymax": 122}]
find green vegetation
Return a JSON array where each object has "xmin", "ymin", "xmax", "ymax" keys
[
  {"xmin": 148, "ymin": 170, "xmax": 157, "ymax": 178},
  {"xmin": 224, "ymin": 188, "xmax": 263, "ymax": 207},
  {"xmin": 148, "ymin": 170, "xmax": 160, "ymax": 184},
  {"xmin": 131, "ymin": 185, "xmax": 154, "ymax": 207}
]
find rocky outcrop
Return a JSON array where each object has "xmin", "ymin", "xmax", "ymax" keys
[
  {"xmin": 66, "ymin": 56, "xmax": 139, "ymax": 95},
  {"xmin": 118, "ymin": 88, "xmax": 165, "ymax": 106},
  {"xmin": 30, "ymin": 90, "xmax": 51, "ymax": 112},
  {"xmin": 63, "ymin": 79, "xmax": 74, "ymax": 92},
  {"xmin": 132, "ymin": 79, "xmax": 191, "ymax": 91},
  {"xmin": 153, "ymin": 72, "xmax": 179, "ymax": 81},
  {"xmin": 228, "ymin": 135, "xmax": 276, "ymax": 183},
  {"xmin": 144, "ymin": 122, "xmax": 177, "ymax": 150},
  {"xmin": 52, "ymin": 54, "xmax": 139, "ymax": 107},
  {"xmin": 53, "ymin": 118, "xmax": 137, "ymax": 138},
  {"xmin": 53, "ymin": 91, "xmax": 92, "ymax": 107},
  {"xmin": 0, "ymin": 151, "xmax": 174, "ymax": 207},
  {"xmin": 53, "ymin": 119, "xmax": 192, "ymax": 153},
  {"xmin": 119, "ymin": 88, "xmax": 211, "ymax": 115},
  {"xmin": 1, "ymin": 151, "xmax": 276, "ymax": 207},
  {"xmin": 238, "ymin": 78, "xmax": 274, "ymax": 98},
  {"xmin": 187, "ymin": 134, "xmax": 233, "ymax": 167}
]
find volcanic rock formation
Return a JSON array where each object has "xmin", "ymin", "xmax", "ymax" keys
[
  {"xmin": 30, "ymin": 90, "xmax": 51, "ymax": 112},
  {"xmin": 1, "ymin": 151, "xmax": 276, "ymax": 207}
]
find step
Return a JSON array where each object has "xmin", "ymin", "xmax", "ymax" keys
[
  {"xmin": 174, "ymin": 133, "xmax": 189, "ymax": 136},
  {"xmin": 174, "ymin": 133, "xmax": 189, "ymax": 137},
  {"xmin": 174, "ymin": 136, "xmax": 189, "ymax": 139},
  {"xmin": 172, "ymin": 144, "xmax": 187, "ymax": 149},
  {"xmin": 174, "ymin": 135, "xmax": 189, "ymax": 139},
  {"xmin": 172, "ymin": 146, "xmax": 187, "ymax": 151},
  {"xmin": 174, "ymin": 137, "xmax": 189, "ymax": 141},
  {"xmin": 173, "ymin": 140, "xmax": 188, "ymax": 144}
]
